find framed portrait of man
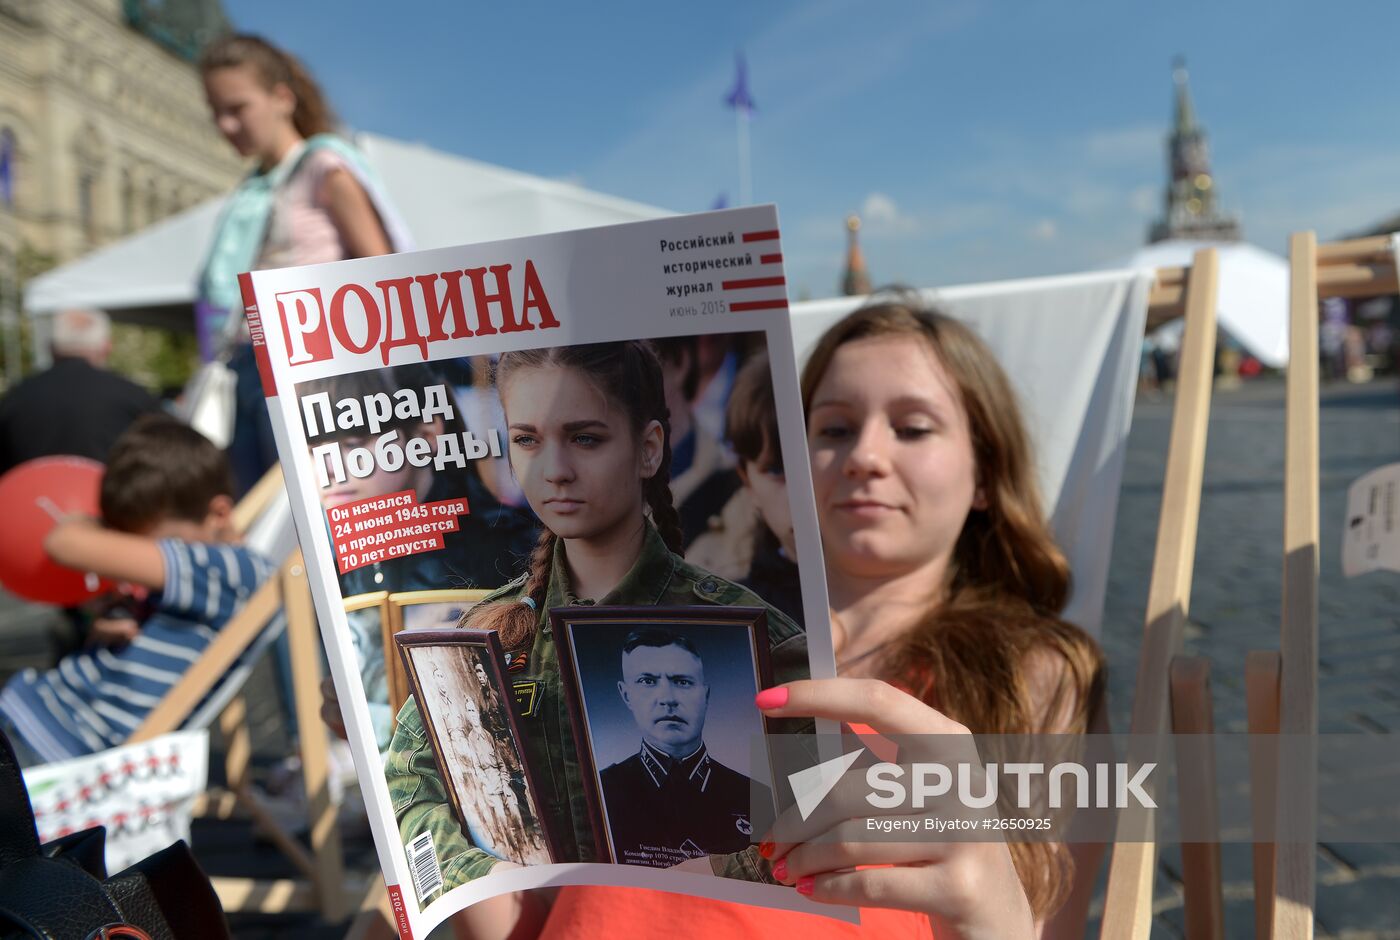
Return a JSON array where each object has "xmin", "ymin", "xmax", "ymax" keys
[
  {"xmin": 395, "ymin": 629, "xmax": 558, "ymax": 867},
  {"xmin": 551, "ymin": 606, "xmax": 779, "ymax": 869}
]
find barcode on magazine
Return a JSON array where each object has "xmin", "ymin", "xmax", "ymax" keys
[{"xmin": 408, "ymin": 830, "xmax": 443, "ymax": 899}]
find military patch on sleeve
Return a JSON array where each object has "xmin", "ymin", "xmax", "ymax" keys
[{"xmin": 512, "ymin": 678, "xmax": 543, "ymax": 718}]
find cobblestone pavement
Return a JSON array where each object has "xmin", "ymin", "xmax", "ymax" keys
[{"xmin": 1092, "ymin": 376, "xmax": 1400, "ymax": 938}]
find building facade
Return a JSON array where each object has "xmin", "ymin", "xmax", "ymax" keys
[{"xmin": 0, "ymin": 0, "xmax": 243, "ymax": 272}]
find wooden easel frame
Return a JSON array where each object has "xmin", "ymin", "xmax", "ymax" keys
[
  {"xmin": 1257, "ymin": 233, "xmax": 1396, "ymax": 940},
  {"xmin": 1097, "ymin": 248, "xmax": 1222, "ymax": 939},
  {"xmin": 1100, "ymin": 235, "xmax": 1398, "ymax": 939},
  {"xmin": 127, "ymin": 468, "xmax": 366, "ymax": 923}
]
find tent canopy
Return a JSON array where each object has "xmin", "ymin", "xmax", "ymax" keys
[
  {"xmin": 1112, "ymin": 238, "xmax": 1290, "ymax": 367},
  {"xmin": 24, "ymin": 132, "xmax": 672, "ymax": 328}
]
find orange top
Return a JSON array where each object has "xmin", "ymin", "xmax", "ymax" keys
[{"xmin": 541, "ymin": 886, "xmax": 937, "ymax": 938}]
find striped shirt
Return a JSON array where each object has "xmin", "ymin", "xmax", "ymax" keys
[{"xmin": 0, "ymin": 540, "xmax": 273, "ymax": 764}]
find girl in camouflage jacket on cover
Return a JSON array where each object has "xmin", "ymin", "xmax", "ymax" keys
[{"xmin": 385, "ymin": 340, "xmax": 806, "ymax": 902}]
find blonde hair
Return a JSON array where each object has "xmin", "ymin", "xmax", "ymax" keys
[
  {"xmin": 802, "ymin": 297, "xmax": 1105, "ymax": 918},
  {"xmin": 200, "ymin": 34, "xmax": 337, "ymax": 139}
]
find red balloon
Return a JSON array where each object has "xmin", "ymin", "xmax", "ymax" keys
[{"xmin": 0, "ymin": 456, "xmax": 111, "ymax": 605}]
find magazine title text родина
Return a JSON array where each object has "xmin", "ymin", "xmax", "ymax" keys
[{"xmin": 276, "ymin": 260, "xmax": 560, "ymax": 367}]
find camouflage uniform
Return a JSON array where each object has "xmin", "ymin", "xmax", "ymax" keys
[{"xmin": 385, "ymin": 523, "xmax": 809, "ymax": 902}]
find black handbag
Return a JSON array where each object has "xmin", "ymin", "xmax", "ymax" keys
[{"xmin": 0, "ymin": 727, "xmax": 231, "ymax": 940}]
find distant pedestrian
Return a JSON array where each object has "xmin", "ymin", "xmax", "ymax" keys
[
  {"xmin": 0, "ymin": 309, "xmax": 160, "ymax": 475},
  {"xmin": 197, "ymin": 34, "xmax": 410, "ymax": 493},
  {"xmin": 1320, "ymin": 296, "xmax": 1349, "ymax": 381},
  {"xmin": 1152, "ymin": 342, "xmax": 1175, "ymax": 391}
]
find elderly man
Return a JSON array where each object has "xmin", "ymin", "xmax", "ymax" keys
[
  {"xmin": 0, "ymin": 309, "xmax": 160, "ymax": 474},
  {"xmin": 598, "ymin": 627, "xmax": 770, "ymax": 868}
]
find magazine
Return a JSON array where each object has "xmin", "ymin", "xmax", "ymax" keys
[{"xmin": 240, "ymin": 206, "xmax": 838, "ymax": 937}]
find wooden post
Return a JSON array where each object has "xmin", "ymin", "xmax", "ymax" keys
[
  {"xmin": 128, "ymin": 576, "xmax": 282, "ymax": 743},
  {"xmin": 1314, "ymin": 234, "xmax": 1399, "ymax": 298},
  {"xmin": 231, "ymin": 465, "xmax": 286, "ymax": 535},
  {"xmin": 284, "ymin": 552, "xmax": 348, "ymax": 923},
  {"xmin": 1272, "ymin": 233, "xmax": 1320, "ymax": 939},
  {"xmin": 384, "ymin": 599, "xmax": 408, "ymax": 719},
  {"xmin": 1170, "ymin": 656, "xmax": 1225, "ymax": 940},
  {"xmin": 218, "ymin": 695, "xmax": 253, "ymax": 796},
  {"xmin": 1248, "ymin": 650, "xmax": 1283, "ymax": 940},
  {"xmin": 1100, "ymin": 248, "xmax": 1219, "ymax": 939}
]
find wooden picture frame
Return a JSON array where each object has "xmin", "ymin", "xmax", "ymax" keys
[
  {"xmin": 381, "ymin": 589, "xmax": 493, "ymax": 721},
  {"xmin": 395, "ymin": 628, "xmax": 561, "ymax": 867},
  {"xmin": 551, "ymin": 605, "xmax": 778, "ymax": 868}
]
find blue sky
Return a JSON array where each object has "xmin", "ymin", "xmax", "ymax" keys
[{"xmin": 225, "ymin": 0, "xmax": 1400, "ymax": 300}]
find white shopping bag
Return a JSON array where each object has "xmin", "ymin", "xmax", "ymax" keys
[{"xmin": 181, "ymin": 360, "xmax": 237, "ymax": 448}]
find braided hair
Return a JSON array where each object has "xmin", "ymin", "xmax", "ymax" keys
[{"xmin": 466, "ymin": 341, "xmax": 682, "ymax": 650}]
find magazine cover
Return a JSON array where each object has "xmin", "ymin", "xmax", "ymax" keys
[{"xmin": 240, "ymin": 206, "xmax": 839, "ymax": 937}]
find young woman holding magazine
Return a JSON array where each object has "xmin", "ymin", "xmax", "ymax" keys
[{"xmin": 325, "ymin": 300, "xmax": 1104, "ymax": 939}]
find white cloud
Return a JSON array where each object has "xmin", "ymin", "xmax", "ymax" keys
[
  {"xmin": 861, "ymin": 192, "xmax": 899, "ymax": 224},
  {"xmin": 1030, "ymin": 219, "xmax": 1058, "ymax": 241},
  {"xmin": 860, "ymin": 192, "xmax": 919, "ymax": 234}
]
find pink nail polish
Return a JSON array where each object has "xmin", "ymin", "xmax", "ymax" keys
[
  {"xmin": 754, "ymin": 687, "xmax": 789, "ymax": 709},
  {"xmin": 773, "ymin": 858, "xmax": 788, "ymax": 881},
  {"xmin": 796, "ymin": 876, "xmax": 814, "ymax": 896},
  {"xmin": 757, "ymin": 841, "xmax": 775, "ymax": 859}
]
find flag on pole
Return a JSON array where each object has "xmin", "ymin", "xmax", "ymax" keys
[
  {"xmin": 724, "ymin": 54, "xmax": 756, "ymax": 115},
  {"xmin": 725, "ymin": 52, "xmax": 756, "ymax": 205},
  {"xmin": 0, "ymin": 130, "xmax": 13, "ymax": 206}
]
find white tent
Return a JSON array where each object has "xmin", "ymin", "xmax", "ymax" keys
[
  {"xmin": 1113, "ymin": 238, "xmax": 1290, "ymax": 367},
  {"xmin": 24, "ymin": 132, "xmax": 672, "ymax": 328}
]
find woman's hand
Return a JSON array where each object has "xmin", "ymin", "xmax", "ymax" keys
[
  {"xmin": 320, "ymin": 676, "xmax": 348, "ymax": 740},
  {"xmin": 755, "ymin": 678, "xmax": 1035, "ymax": 940}
]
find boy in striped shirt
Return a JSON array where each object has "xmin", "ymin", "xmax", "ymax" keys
[{"xmin": 0, "ymin": 415, "xmax": 273, "ymax": 767}]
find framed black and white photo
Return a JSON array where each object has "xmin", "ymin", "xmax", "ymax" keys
[
  {"xmin": 395, "ymin": 628, "xmax": 558, "ymax": 867},
  {"xmin": 551, "ymin": 606, "xmax": 779, "ymax": 869}
]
